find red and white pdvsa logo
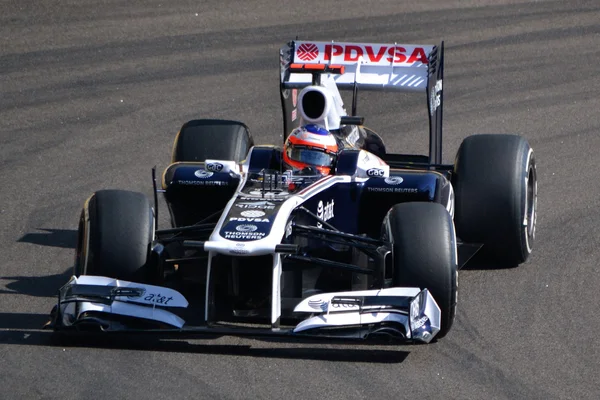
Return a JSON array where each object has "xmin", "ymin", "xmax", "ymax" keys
[{"xmin": 297, "ymin": 43, "xmax": 319, "ymax": 61}]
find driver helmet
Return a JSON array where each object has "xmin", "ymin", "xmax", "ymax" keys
[{"xmin": 283, "ymin": 124, "xmax": 339, "ymax": 174}]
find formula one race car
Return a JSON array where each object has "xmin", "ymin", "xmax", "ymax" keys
[{"xmin": 49, "ymin": 40, "xmax": 537, "ymax": 343}]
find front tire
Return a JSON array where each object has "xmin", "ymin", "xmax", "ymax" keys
[
  {"xmin": 384, "ymin": 202, "xmax": 457, "ymax": 338},
  {"xmin": 74, "ymin": 190, "xmax": 154, "ymax": 281}
]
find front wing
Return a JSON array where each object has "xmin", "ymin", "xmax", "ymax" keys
[{"xmin": 50, "ymin": 276, "xmax": 441, "ymax": 343}]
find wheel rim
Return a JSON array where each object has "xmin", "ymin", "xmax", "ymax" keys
[{"xmin": 525, "ymin": 162, "xmax": 537, "ymax": 247}]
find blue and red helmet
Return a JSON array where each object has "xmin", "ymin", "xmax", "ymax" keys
[{"xmin": 283, "ymin": 125, "xmax": 339, "ymax": 174}]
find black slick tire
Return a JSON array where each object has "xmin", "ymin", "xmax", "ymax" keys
[
  {"xmin": 384, "ymin": 202, "xmax": 457, "ymax": 339},
  {"xmin": 172, "ymin": 119, "xmax": 254, "ymax": 163},
  {"xmin": 74, "ymin": 190, "xmax": 154, "ymax": 281},
  {"xmin": 453, "ymin": 134, "xmax": 537, "ymax": 266}
]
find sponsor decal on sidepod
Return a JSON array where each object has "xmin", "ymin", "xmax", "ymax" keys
[
  {"xmin": 385, "ymin": 176, "xmax": 403, "ymax": 185},
  {"xmin": 205, "ymin": 162, "xmax": 224, "ymax": 172},
  {"xmin": 367, "ymin": 168, "xmax": 385, "ymax": 177},
  {"xmin": 194, "ymin": 170, "xmax": 213, "ymax": 178}
]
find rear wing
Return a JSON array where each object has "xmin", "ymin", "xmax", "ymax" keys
[{"xmin": 279, "ymin": 40, "xmax": 445, "ymax": 164}]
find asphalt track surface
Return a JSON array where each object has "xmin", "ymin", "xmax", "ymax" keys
[{"xmin": 1, "ymin": 0, "xmax": 599, "ymax": 399}]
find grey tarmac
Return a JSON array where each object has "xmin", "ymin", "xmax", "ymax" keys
[{"xmin": 1, "ymin": 1, "xmax": 599, "ymax": 399}]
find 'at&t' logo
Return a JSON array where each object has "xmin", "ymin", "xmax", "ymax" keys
[
  {"xmin": 316, "ymin": 199, "xmax": 334, "ymax": 227},
  {"xmin": 296, "ymin": 43, "xmax": 319, "ymax": 61}
]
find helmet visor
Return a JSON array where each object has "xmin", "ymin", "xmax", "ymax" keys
[{"xmin": 286, "ymin": 146, "xmax": 335, "ymax": 167}]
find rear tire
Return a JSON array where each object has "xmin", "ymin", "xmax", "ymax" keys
[
  {"xmin": 384, "ymin": 202, "xmax": 457, "ymax": 338},
  {"xmin": 172, "ymin": 119, "xmax": 254, "ymax": 163},
  {"xmin": 453, "ymin": 134, "xmax": 537, "ymax": 266},
  {"xmin": 74, "ymin": 190, "xmax": 154, "ymax": 281}
]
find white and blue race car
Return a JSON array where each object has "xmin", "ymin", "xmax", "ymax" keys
[{"xmin": 49, "ymin": 40, "xmax": 537, "ymax": 343}]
